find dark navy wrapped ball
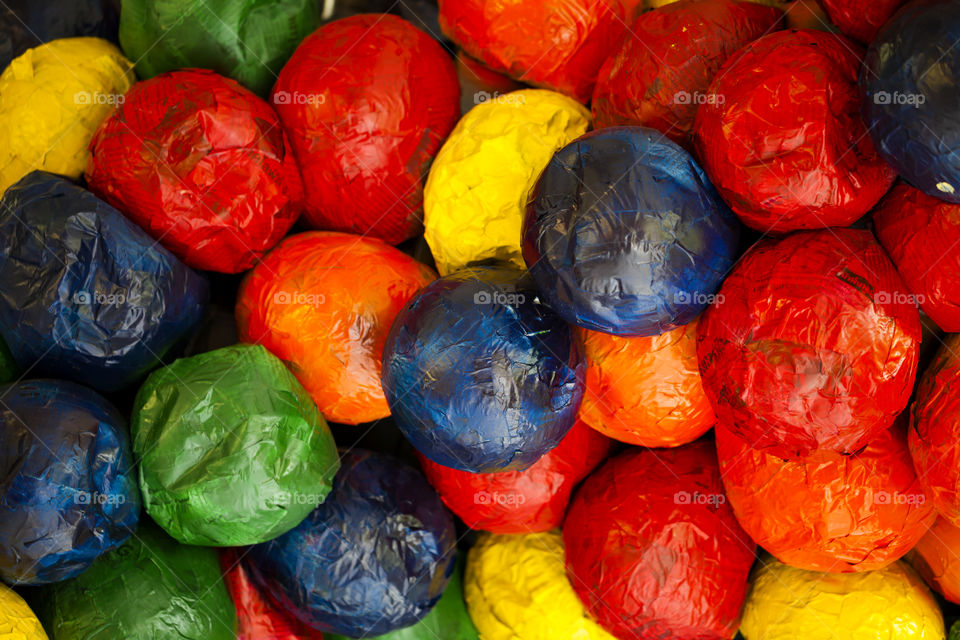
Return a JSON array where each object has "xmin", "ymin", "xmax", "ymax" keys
[
  {"xmin": 381, "ymin": 266, "xmax": 584, "ymax": 473},
  {"xmin": 0, "ymin": 171, "xmax": 208, "ymax": 392},
  {"xmin": 0, "ymin": 379, "xmax": 140, "ymax": 585},
  {"xmin": 861, "ymin": 0, "xmax": 960, "ymax": 203},
  {"xmin": 522, "ymin": 126, "xmax": 740, "ymax": 337},
  {"xmin": 244, "ymin": 449, "xmax": 456, "ymax": 637}
]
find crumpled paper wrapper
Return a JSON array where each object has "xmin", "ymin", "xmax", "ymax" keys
[
  {"xmin": 0, "ymin": 582, "xmax": 47, "ymax": 639},
  {"xmin": 818, "ymin": 0, "xmax": 904, "ymax": 43}
]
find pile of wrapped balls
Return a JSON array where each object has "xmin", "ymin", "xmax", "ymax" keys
[{"xmin": 3, "ymin": 0, "xmax": 960, "ymax": 638}]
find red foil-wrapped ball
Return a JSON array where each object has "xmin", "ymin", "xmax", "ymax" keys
[
  {"xmin": 592, "ymin": 0, "xmax": 782, "ymax": 149},
  {"xmin": 693, "ymin": 30, "xmax": 896, "ymax": 234},
  {"xmin": 563, "ymin": 440, "xmax": 756, "ymax": 639},
  {"xmin": 417, "ymin": 418, "xmax": 611, "ymax": 534},
  {"xmin": 85, "ymin": 68, "xmax": 303, "ymax": 273},
  {"xmin": 717, "ymin": 417, "xmax": 934, "ymax": 573},
  {"xmin": 579, "ymin": 320, "xmax": 715, "ymax": 447},
  {"xmin": 220, "ymin": 549, "xmax": 315, "ymax": 640},
  {"xmin": 236, "ymin": 231, "xmax": 436, "ymax": 425},
  {"xmin": 697, "ymin": 229, "xmax": 921, "ymax": 459},
  {"xmin": 909, "ymin": 516, "xmax": 960, "ymax": 604},
  {"xmin": 818, "ymin": 0, "xmax": 905, "ymax": 44},
  {"xmin": 272, "ymin": 14, "xmax": 459, "ymax": 245},
  {"xmin": 438, "ymin": 0, "xmax": 626, "ymax": 103},
  {"xmin": 910, "ymin": 333, "xmax": 960, "ymax": 527},
  {"xmin": 873, "ymin": 183, "xmax": 960, "ymax": 332}
]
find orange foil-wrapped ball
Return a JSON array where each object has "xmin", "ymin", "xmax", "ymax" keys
[
  {"xmin": 909, "ymin": 517, "xmax": 960, "ymax": 604},
  {"xmin": 417, "ymin": 419, "xmax": 611, "ymax": 534},
  {"xmin": 236, "ymin": 232, "xmax": 436, "ymax": 425},
  {"xmin": 910, "ymin": 333, "xmax": 960, "ymax": 526},
  {"xmin": 579, "ymin": 320, "xmax": 714, "ymax": 447},
  {"xmin": 717, "ymin": 417, "xmax": 934, "ymax": 573},
  {"xmin": 438, "ymin": 0, "xmax": 626, "ymax": 103}
]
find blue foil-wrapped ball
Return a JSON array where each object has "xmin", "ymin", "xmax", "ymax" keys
[
  {"xmin": 522, "ymin": 126, "xmax": 740, "ymax": 337},
  {"xmin": 861, "ymin": 0, "xmax": 960, "ymax": 203},
  {"xmin": 381, "ymin": 266, "xmax": 584, "ymax": 473},
  {"xmin": 244, "ymin": 449, "xmax": 456, "ymax": 637},
  {"xmin": 0, "ymin": 171, "xmax": 209, "ymax": 392},
  {"xmin": 0, "ymin": 379, "xmax": 141, "ymax": 585}
]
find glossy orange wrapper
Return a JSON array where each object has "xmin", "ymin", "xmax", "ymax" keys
[
  {"xmin": 417, "ymin": 418, "xmax": 611, "ymax": 534},
  {"xmin": 694, "ymin": 30, "xmax": 896, "ymax": 233},
  {"xmin": 272, "ymin": 14, "xmax": 459, "ymax": 245},
  {"xmin": 717, "ymin": 417, "xmax": 934, "ymax": 573},
  {"xmin": 818, "ymin": 0, "xmax": 905, "ymax": 43},
  {"xmin": 563, "ymin": 440, "xmax": 756, "ymax": 639},
  {"xmin": 236, "ymin": 232, "xmax": 437, "ymax": 425},
  {"xmin": 85, "ymin": 68, "xmax": 302, "ymax": 274},
  {"xmin": 438, "ymin": 0, "xmax": 627, "ymax": 103},
  {"xmin": 697, "ymin": 229, "xmax": 921, "ymax": 459},
  {"xmin": 910, "ymin": 334, "xmax": 960, "ymax": 527},
  {"xmin": 909, "ymin": 516, "xmax": 960, "ymax": 604},
  {"xmin": 592, "ymin": 0, "xmax": 782, "ymax": 149},
  {"xmin": 578, "ymin": 320, "xmax": 715, "ymax": 447}
]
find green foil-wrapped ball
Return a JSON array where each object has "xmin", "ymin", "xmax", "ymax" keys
[
  {"xmin": 33, "ymin": 521, "xmax": 237, "ymax": 639},
  {"xmin": 132, "ymin": 343, "xmax": 340, "ymax": 546}
]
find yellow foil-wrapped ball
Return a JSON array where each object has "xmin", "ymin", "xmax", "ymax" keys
[
  {"xmin": 741, "ymin": 558, "xmax": 945, "ymax": 640},
  {"xmin": 464, "ymin": 530, "xmax": 616, "ymax": 640},
  {"xmin": 0, "ymin": 37, "xmax": 134, "ymax": 194},
  {"xmin": 424, "ymin": 89, "xmax": 590, "ymax": 275},
  {"xmin": 0, "ymin": 582, "xmax": 48, "ymax": 639}
]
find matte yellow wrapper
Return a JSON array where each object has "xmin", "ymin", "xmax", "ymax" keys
[
  {"xmin": 424, "ymin": 89, "xmax": 590, "ymax": 275},
  {"xmin": 0, "ymin": 582, "xmax": 48, "ymax": 639},
  {"xmin": 0, "ymin": 37, "xmax": 134, "ymax": 194},
  {"xmin": 741, "ymin": 559, "xmax": 945, "ymax": 640},
  {"xmin": 464, "ymin": 530, "xmax": 616, "ymax": 640}
]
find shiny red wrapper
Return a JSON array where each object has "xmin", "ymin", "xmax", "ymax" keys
[
  {"xmin": 220, "ymin": 549, "xmax": 318, "ymax": 640},
  {"xmin": 909, "ymin": 516, "xmax": 960, "ymax": 604},
  {"xmin": 417, "ymin": 418, "xmax": 611, "ymax": 534},
  {"xmin": 272, "ymin": 14, "xmax": 459, "ymax": 245},
  {"xmin": 592, "ymin": 0, "xmax": 782, "ymax": 149},
  {"xmin": 873, "ymin": 182, "xmax": 960, "ymax": 332},
  {"xmin": 818, "ymin": 0, "xmax": 905, "ymax": 43},
  {"xmin": 717, "ymin": 417, "xmax": 934, "ymax": 573},
  {"xmin": 563, "ymin": 440, "xmax": 756, "ymax": 640},
  {"xmin": 910, "ymin": 333, "xmax": 960, "ymax": 528},
  {"xmin": 697, "ymin": 229, "xmax": 921, "ymax": 459},
  {"xmin": 694, "ymin": 30, "xmax": 895, "ymax": 234},
  {"xmin": 85, "ymin": 68, "xmax": 303, "ymax": 273},
  {"xmin": 438, "ymin": 0, "xmax": 627, "ymax": 103}
]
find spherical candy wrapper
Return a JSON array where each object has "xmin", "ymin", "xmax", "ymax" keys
[
  {"xmin": 417, "ymin": 418, "xmax": 611, "ymax": 533},
  {"xmin": 381, "ymin": 266, "xmax": 585, "ymax": 473},
  {"xmin": 0, "ymin": 0, "xmax": 119, "ymax": 71},
  {"xmin": 132, "ymin": 344, "xmax": 340, "ymax": 547},
  {"xmin": 0, "ymin": 171, "xmax": 208, "ymax": 392},
  {"xmin": 697, "ymin": 228, "xmax": 921, "ymax": 458},
  {"xmin": 873, "ymin": 183, "xmax": 960, "ymax": 331},
  {"xmin": 34, "ymin": 521, "xmax": 237, "ymax": 640},
  {"xmin": 909, "ymin": 333, "xmax": 960, "ymax": 526},
  {"xmin": 579, "ymin": 319, "xmax": 715, "ymax": 447},
  {"xmin": 909, "ymin": 517, "xmax": 960, "ymax": 603},
  {"xmin": 273, "ymin": 14, "xmax": 459, "ymax": 245},
  {"xmin": 694, "ymin": 30, "xmax": 895, "ymax": 233},
  {"xmin": 818, "ymin": 0, "xmax": 904, "ymax": 43},
  {"xmin": 0, "ymin": 582, "xmax": 47, "ymax": 639},
  {"xmin": 591, "ymin": 0, "xmax": 783, "ymax": 149},
  {"xmin": 0, "ymin": 37, "xmax": 133, "ymax": 194},
  {"xmin": 86, "ymin": 69, "xmax": 303, "ymax": 273},
  {"xmin": 244, "ymin": 449, "xmax": 456, "ymax": 636},
  {"xmin": 437, "ymin": 0, "xmax": 626, "ymax": 102},
  {"xmin": 424, "ymin": 88, "xmax": 590, "ymax": 275},
  {"xmin": 563, "ymin": 440, "xmax": 755, "ymax": 639},
  {"xmin": 717, "ymin": 418, "xmax": 934, "ymax": 573},
  {"xmin": 464, "ymin": 530, "xmax": 617, "ymax": 640},
  {"xmin": 861, "ymin": 0, "xmax": 960, "ymax": 203},
  {"xmin": 739, "ymin": 558, "xmax": 945, "ymax": 640},
  {"xmin": 523, "ymin": 126, "xmax": 739, "ymax": 337},
  {"xmin": 118, "ymin": 0, "xmax": 318, "ymax": 96},
  {"xmin": 0, "ymin": 379, "xmax": 140, "ymax": 586},
  {"xmin": 236, "ymin": 231, "xmax": 436, "ymax": 425}
]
